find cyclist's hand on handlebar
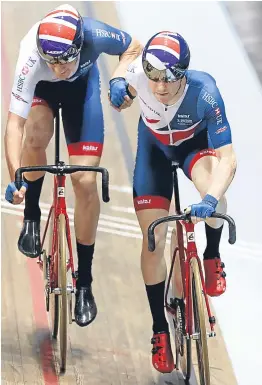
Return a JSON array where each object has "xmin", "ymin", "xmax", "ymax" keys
[
  {"xmin": 185, "ymin": 194, "xmax": 218, "ymax": 224},
  {"xmin": 5, "ymin": 181, "xmax": 28, "ymax": 205}
]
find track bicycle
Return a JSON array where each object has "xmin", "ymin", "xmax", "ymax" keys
[
  {"xmin": 14, "ymin": 108, "xmax": 110, "ymax": 373},
  {"xmin": 148, "ymin": 162, "xmax": 236, "ymax": 385}
]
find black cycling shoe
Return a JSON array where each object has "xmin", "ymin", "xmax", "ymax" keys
[
  {"xmin": 74, "ymin": 284, "xmax": 97, "ymax": 327},
  {"xmin": 18, "ymin": 219, "xmax": 41, "ymax": 258}
]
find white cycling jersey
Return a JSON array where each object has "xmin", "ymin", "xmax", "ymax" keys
[
  {"xmin": 126, "ymin": 55, "xmax": 190, "ymax": 143},
  {"xmin": 9, "ymin": 22, "xmax": 80, "ymax": 119},
  {"xmin": 125, "ymin": 55, "xmax": 231, "ymax": 148}
]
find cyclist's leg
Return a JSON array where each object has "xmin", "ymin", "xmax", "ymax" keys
[
  {"xmin": 61, "ymin": 64, "xmax": 104, "ymax": 327},
  {"xmin": 182, "ymin": 134, "xmax": 227, "ymax": 296},
  {"xmin": 134, "ymin": 119, "xmax": 174, "ymax": 373},
  {"xmin": 18, "ymin": 83, "xmax": 57, "ymax": 258}
]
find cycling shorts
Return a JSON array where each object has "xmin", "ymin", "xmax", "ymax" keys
[
  {"xmin": 32, "ymin": 63, "xmax": 104, "ymax": 157},
  {"xmin": 133, "ymin": 117, "xmax": 216, "ymax": 211}
]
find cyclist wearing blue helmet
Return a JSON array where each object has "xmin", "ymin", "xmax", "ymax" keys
[
  {"xmin": 4, "ymin": 4, "xmax": 142, "ymax": 328},
  {"xmin": 110, "ymin": 31, "xmax": 237, "ymax": 373}
]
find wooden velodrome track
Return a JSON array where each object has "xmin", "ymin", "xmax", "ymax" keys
[{"xmin": 1, "ymin": 2, "xmax": 238, "ymax": 384}]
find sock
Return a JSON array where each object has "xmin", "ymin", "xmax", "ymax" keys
[
  {"xmin": 77, "ymin": 242, "xmax": 95, "ymax": 287},
  {"xmin": 145, "ymin": 281, "xmax": 169, "ymax": 334},
  {"xmin": 203, "ymin": 223, "xmax": 223, "ymax": 260},
  {"xmin": 24, "ymin": 176, "xmax": 44, "ymax": 221}
]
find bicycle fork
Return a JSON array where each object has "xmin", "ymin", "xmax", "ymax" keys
[{"xmin": 165, "ymin": 221, "xmax": 216, "ymax": 339}]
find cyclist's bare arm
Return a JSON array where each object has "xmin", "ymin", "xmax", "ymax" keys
[
  {"xmin": 111, "ymin": 38, "xmax": 143, "ymax": 79},
  {"xmin": 4, "ymin": 112, "xmax": 28, "ymax": 204},
  {"xmin": 109, "ymin": 38, "xmax": 142, "ymax": 112},
  {"xmin": 5, "ymin": 112, "xmax": 26, "ymax": 181},
  {"xmin": 205, "ymin": 144, "xmax": 237, "ymax": 201}
]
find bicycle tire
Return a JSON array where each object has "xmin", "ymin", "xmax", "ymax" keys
[
  {"xmin": 58, "ymin": 214, "xmax": 68, "ymax": 373},
  {"xmin": 191, "ymin": 257, "xmax": 210, "ymax": 385},
  {"xmin": 47, "ymin": 210, "xmax": 59, "ymax": 339},
  {"xmin": 51, "ymin": 294, "xmax": 59, "ymax": 339},
  {"xmin": 170, "ymin": 227, "xmax": 191, "ymax": 381}
]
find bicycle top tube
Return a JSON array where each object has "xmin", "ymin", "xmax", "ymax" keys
[{"xmin": 14, "ymin": 164, "xmax": 110, "ymax": 203}]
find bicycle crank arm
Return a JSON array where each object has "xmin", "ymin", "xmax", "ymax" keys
[
  {"xmin": 53, "ymin": 286, "xmax": 74, "ymax": 295},
  {"xmin": 191, "ymin": 331, "xmax": 216, "ymax": 340}
]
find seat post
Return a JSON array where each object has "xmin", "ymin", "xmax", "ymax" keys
[
  {"xmin": 172, "ymin": 165, "xmax": 182, "ymax": 214},
  {"xmin": 55, "ymin": 107, "xmax": 60, "ymax": 165}
]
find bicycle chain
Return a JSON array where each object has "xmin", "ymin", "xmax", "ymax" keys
[
  {"xmin": 45, "ymin": 255, "xmax": 51, "ymax": 311},
  {"xmin": 173, "ymin": 298, "xmax": 186, "ymax": 356}
]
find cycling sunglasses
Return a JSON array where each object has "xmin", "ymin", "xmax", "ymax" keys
[{"xmin": 142, "ymin": 59, "xmax": 185, "ymax": 83}]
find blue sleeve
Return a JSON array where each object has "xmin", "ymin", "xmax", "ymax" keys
[
  {"xmin": 84, "ymin": 17, "xmax": 132, "ymax": 56},
  {"xmin": 197, "ymin": 79, "xmax": 232, "ymax": 149}
]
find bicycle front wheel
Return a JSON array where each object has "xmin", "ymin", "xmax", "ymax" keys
[
  {"xmin": 58, "ymin": 214, "xmax": 68, "ymax": 373},
  {"xmin": 191, "ymin": 257, "xmax": 210, "ymax": 385},
  {"xmin": 48, "ymin": 210, "xmax": 60, "ymax": 339},
  {"xmin": 170, "ymin": 227, "xmax": 191, "ymax": 381}
]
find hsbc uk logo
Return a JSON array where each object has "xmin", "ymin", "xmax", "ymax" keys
[
  {"xmin": 202, "ymin": 91, "xmax": 218, "ymax": 108},
  {"xmin": 214, "ymin": 107, "xmax": 222, "ymax": 125},
  {"xmin": 16, "ymin": 56, "xmax": 36, "ymax": 93},
  {"xmin": 202, "ymin": 92, "xmax": 223, "ymax": 125},
  {"xmin": 96, "ymin": 29, "xmax": 121, "ymax": 41}
]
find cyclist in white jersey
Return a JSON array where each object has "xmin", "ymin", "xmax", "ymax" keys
[{"xmin": 4, "ymin": 4, "xmax": 142, "ymax": 328}]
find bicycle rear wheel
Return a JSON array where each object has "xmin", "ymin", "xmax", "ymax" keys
[
  {"xmin": 57, "ymin": 214, "xmax": 68, "ymax": 373},
  {"xmin": 191, "ymin": 257, "xmax": 210, "ymax": 385},
  {"xmin": 170, "ymin": 227, "xmax": 191, "ymax": 381}
]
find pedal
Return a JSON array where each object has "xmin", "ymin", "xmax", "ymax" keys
[
  {"xmin": 67, "ymin": 284, "xmax": 74, "ymax": 293},
  {"xmin": 53, "ymin": 287, "xmax": 61, "ymax": 295},
  {"xmin": 53, "ymin": 286, "xmax": 74, "ymax": 295},
  {"xmin": 191, "ymin": 333, "xmax": 200, "ymax": 340},
  {"xmin": 72, "ymin": 271, "xmax": 78, "ymax": 279}
]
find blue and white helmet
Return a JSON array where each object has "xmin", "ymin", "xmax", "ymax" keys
[
  {"xmin": 142, "ymin": 31, "xmax": 190, "ymax": 82},
  {"xmin": 36, "ymin": 4, "xmax": 84, "ymax": 64}
]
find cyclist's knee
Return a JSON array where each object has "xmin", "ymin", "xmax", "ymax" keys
[
  {"xmin": 138, "ymin": 213, "xmax": 168, "ymax": 254},
  {"xmin": 71, "ymin": 171, "xmax": 97, "ymax": 196},
  {"xmin": 24, "ymin": 106, "xmax": 54, "ymax": 150}
]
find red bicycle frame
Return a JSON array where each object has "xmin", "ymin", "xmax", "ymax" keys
[
  {"xmin": 14, "ymin": 109, "xmax": 110, "ymax": 294},
  {"xmin": 39, "ymin": 173, "xmax": 76, "ymax": 290},
  {"xmin": 165, "ymin": 219, "xmax": 215, "ymax": 337},
  {"xmin": 148, "ymin": 163, "xmax": 235, "ymax": 338}
]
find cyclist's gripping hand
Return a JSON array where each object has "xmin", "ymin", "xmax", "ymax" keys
[
  {"xmin": 5, "ymin": 181, "xmax": 28, "ymax": 205},
  {"xmin": 185, "ymin": 194, "xmax": 218, "ymax": 224},
  {"xmin": 108, "ymin": 77, "xmax": 134, "ymax": 112}
]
